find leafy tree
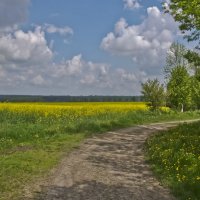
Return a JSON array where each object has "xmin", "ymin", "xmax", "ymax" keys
[
  {"xmin": 141, "ymin": 79, "xmax": 166, "ymax": 110},
  {"xmin": 184, "ymin": 50, "xmax": 200, "ymax": 81},
  {"xmin": 164, "ymin": 42, "xmax": 188, "ymax": 79},
  {"xmin": 167, "ymin": 66, "xmax": 192, "ymax": 112},
  {"xmin": 164, "ymin": 42, "xmax": 200, "ymax": 111},
  {"xmin": 191, "ymin": 76, "xmax": 200, "ymax": 109},
  {"xmin": 164, "ymin": 0, "xmax": 200, "ymax": 48},
  {"xmin": 184, "ymin": 50, "xmax": 200, "ymax": 109}
]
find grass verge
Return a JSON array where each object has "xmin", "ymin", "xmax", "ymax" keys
[{"xmin": 146, "ymin": 121, "xmax": 200, "ymax": 200}]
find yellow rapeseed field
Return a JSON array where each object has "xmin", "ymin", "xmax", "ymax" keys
[{"xmin": 0, "ymin": 102, "xmax": 148, "ymax": 119}]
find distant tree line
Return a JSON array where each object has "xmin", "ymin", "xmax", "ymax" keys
[{"xmin": 0, "ymin": 95, "xmax": 143, "ymax": 103}]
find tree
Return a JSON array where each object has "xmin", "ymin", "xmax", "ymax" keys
[
  {"xmin": 164, "ymin": 0, "xmax": 200, "ymax": 48},
  {"xmin": 190, "ymin": 76, "xmax": 200, "ymax": 109},
  {"xmin": 164, "ymin": 42, "xmax": 188, "ymax": 79},
  {"xmin": 167, "ymin": 66, "xmax": 192, "ymax": 112},
  {"xmin": 141, "ymin": 79, "xmax": 166, "ymax": 110},
  {"xmin": 184, "ymin": 50, "xmax": 200, "ymax": 109},
  {"xmin": 184, "ymin": 50, "xmax": 200, "ymax": 81}
]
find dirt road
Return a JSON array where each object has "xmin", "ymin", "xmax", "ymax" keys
[{"xmin": 25, "ymin": 120, "xmax": 199, "ymax": 200}]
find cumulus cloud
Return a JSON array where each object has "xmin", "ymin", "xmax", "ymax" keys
[
  {"xmin": 101, "ymin": 6, "xmax": 178, "ymax": 72},
  {"xmin": 0, "ymin": 0, "xmax": 30, "ymax": 31},
  {"xmin": 43, "ymin": 24, "xmax": 73, "ymax": 36},
  {"xmin": 52, "ymin": 54, "xmax": 83, "ymax": 77},
  {"xmin": 116, "ymin": 68, "xmax": 137, "ymax": 82},
  {"xmin": 0, "ymin": 26, "xmax": 53, "ymax": 89},
  {"xmin": 48, "ymin": 55, "xmax": 148, "ymax": 95},
  {"xmin": 31, "ymin": 75, "xmax": 46, "ymax": 86},
  {"xmin": 0, "ymin": 26, "xmax": 53, "ymax": 67},
  {"xmin": 79, "ymin": 61, "xmax": 111, "ymax": 88},
  {"xmin": 0, "ymin": 40, "xmax": 148, "ymax": 95},
  {"xmin": 52, "ymin": 55, "xmax": 109, "ymax": 81},
  {"xmin": 123, "ymin": 0, "xmax": 141, "ymax": 10}
]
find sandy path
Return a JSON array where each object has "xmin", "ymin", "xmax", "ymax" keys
[{"xmin": 25, "ymin": 120, "xmax": 199, "ymax": 200}]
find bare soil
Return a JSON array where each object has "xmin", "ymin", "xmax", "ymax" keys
[{"xmin": 24, "ymin": 120, "xmax": 199, "ymax": 200}]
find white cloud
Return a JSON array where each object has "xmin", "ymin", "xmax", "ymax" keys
[
  {"xmin": 114, "ymin": 18, "xmax": 128, "ymax": 36},
  {"xmin": 0, "ymin": 43, "xmax": 149, "ymax": 95},
  {"xmin": 51, "ymin": 55, "xmax": 110, "ymax": 87},
  {"xmin": 101, "ymin": 6, "xmax": 178, "ymax": 72},
  {"xmin": 49, "ymin": 55, "xmax": 148, "ymax": 95},
  {"xmin": 0, "ymin": 26, "xmax": 53, "ymax": 67},
  {"xmin": 0, "ymin": 66, "xmax": 6, "ymax": 78},
  {"xmin": 0, "ymin": 26, "xmax": 53, "ymax": 89},
  {"xmin": 80, "ymin": 74, "xmax": 96, "ymax": 85},
  {"xmin": 31, "ymin": 75, "xmax": 46, "ymax": 86},
  {"xmin": 65, "ymin": 54, "xmax": 83, "ymax": 75},
  {"xmin": 80, "ymin": 62, "xmax": 111, "ymax": 87},
  {"xmin": 116, "ymin": 68, "xmax": 137, "ymax": 81},
  {"xmin": 52, "ymin": 54, "xmax": 83, "ymax": 77},
  {"xmin": 0, "ymin": 0, "xmax": 30, "ymax": 31},
  {"xmin": 44, "ymin": 24, "xmax": 73, "ymax": 36},
  {"xmin": 123, "ymin": 0, "xmax": 141, "ymax": 10}
]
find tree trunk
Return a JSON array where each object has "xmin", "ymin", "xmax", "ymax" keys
[{"xmin": 181, "ymin": 104, "xmax": 184, "ymax": 112}]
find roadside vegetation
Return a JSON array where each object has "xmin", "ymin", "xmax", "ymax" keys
[
  {"xmin": 146, "ymin": 121, "xmax": 200, "ymax": 200},
  {"xmin": 0, "ymin": 102, "xmax": 199, "ymax": 200},
  {"xmin": 143, "ymin": 0, "xmax": 200, "ymax": 198}
]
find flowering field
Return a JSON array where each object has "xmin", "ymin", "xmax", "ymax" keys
[
  {"xmin": 0, "ymin": 102, "xmax": 147, "ymax": 123},
  {"xmin": 0, "ymin": 102, "xmax": 148, "ymax": 143}
]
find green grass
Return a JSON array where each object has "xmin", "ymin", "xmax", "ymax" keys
[
  {"xmin": 0, "ymin": 103, "xmax": 199, "ymax": 199},
  {"xmin": 146, "ymin": 121, "xmax": 200, "ymax": 200},
  {"xmin": 0, "ymin": 131, "xmax": 85, "ymax": 200}
]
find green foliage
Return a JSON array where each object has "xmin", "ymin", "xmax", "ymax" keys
[
  {"xmin": 191, "ymin": 77, "xmax": 200, "ymax": 110},
  {"xmin": 146, "ymin": 121, "xmax": 200, "ymax": 200},
  {"xmin": 141, "ymin": 79, "xmax": 166, "ymax": 110},
  {"xmin": 164, "ymin": 0, "xmax": 200, "ymax": 47},
  {"xmin": 165, "ymin": 42, "xmax": 188, "ymax": 79},
  {"xmin": 164, "ymin": 42, "xmax": 200, "ymax": 111},
  {"xmin": 185, "ymin": 50, "xmax": 200, "ymax": 81},
  {"xmin": 167, "ymin": 66, "xmax": 192, "ymax": 111},
  {"xmin": 184, "ymin": 50, "xmax": 200, "ymax": 110}
]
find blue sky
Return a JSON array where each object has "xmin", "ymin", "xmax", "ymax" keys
[{"xmin": 0, "ymin": 0, "xmax": 182, "ymax": 95}]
